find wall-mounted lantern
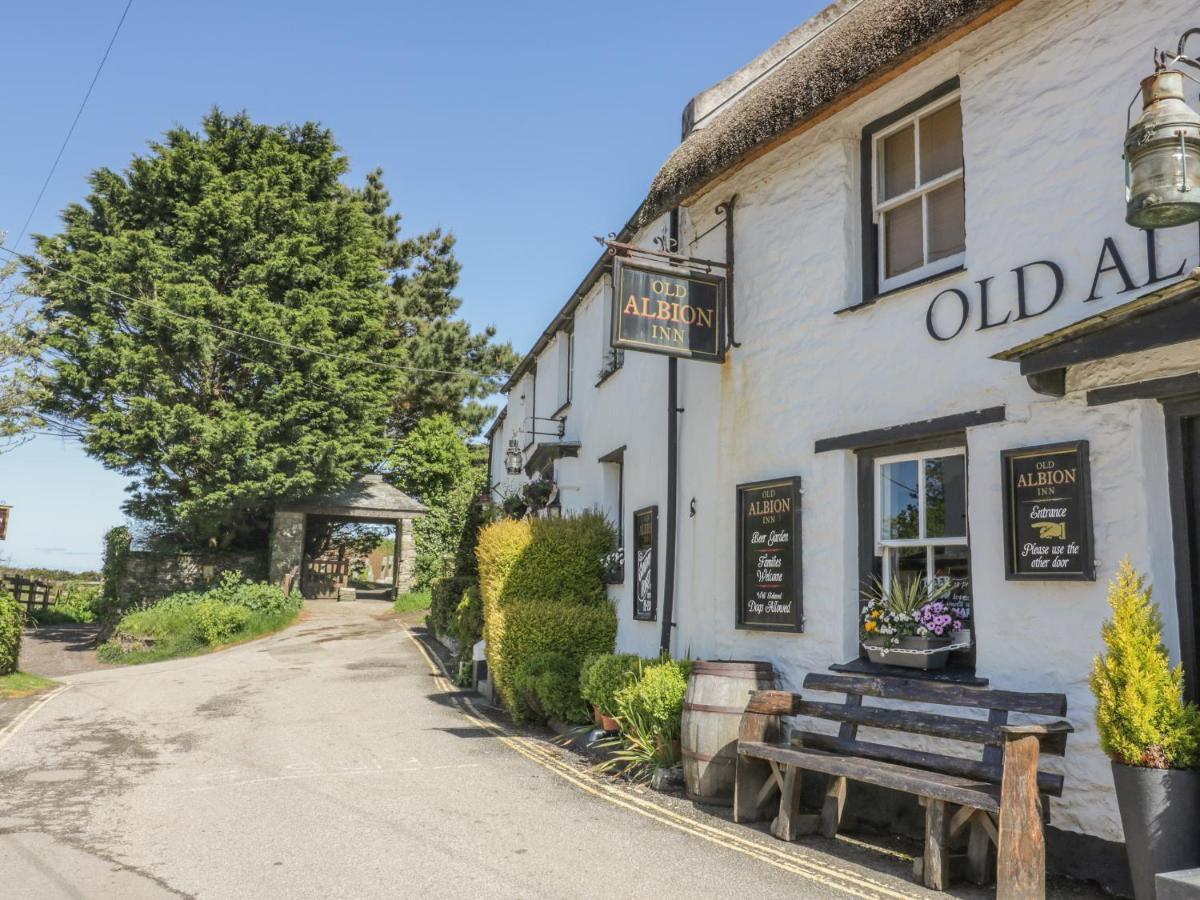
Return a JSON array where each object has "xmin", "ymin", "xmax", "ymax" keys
[
  {"xmin": 504, "ymin": 438, "xmax": 524, "ymax": 476},
  {"xmin": 1125, "ymin": 30, "xmax": 1200, "ymax": 229}
]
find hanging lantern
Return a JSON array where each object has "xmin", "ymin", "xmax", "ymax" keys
[
  {"xmin": 1125, "ymin": 36, "xmax": 1200, "ymax": 229},
  {"xmin": 504, "ymin": 437, "xmax": 523, "ymax": 476}
]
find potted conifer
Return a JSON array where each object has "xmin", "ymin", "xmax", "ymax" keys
[{"xmin": 1090, "ymin": 560, "xmax": 1200, "ymax": 900}]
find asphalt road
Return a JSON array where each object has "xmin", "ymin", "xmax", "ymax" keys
[{"xmin": 0, "ymin": 602, "xmax": 950, "ymax": 899}]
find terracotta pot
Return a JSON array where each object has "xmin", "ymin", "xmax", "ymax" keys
[
  {"xmin": 600, "ymin": 713, "xmax": 620, "ymax": 733},
  {"xmin": 592, "ymin": 704, "xmax": 602, "ymax": 726}
]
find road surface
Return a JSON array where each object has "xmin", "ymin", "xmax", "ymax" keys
[{"xmin": 0, "ymin": 601, "xmax": 977, "ymax": 899}]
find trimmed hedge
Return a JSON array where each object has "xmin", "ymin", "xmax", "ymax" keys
[
  {"xmin": 429, "ymin": 575, "xmax": 474, "ymax": 638},
  {"xmin": 478, "ymin": 513, "xmax": 617, "ymax": 718},
  {"xmin": 0, "ymin": 593, "xmax": 21, "ymax": 675},
  {"xmin": 511, "ymin": 650, "xmax": 591, "ymax": 724}
]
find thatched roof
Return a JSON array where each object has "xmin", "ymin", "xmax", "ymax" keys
[
  {"xmin": 502, "ymin": 0, "xmax": 1020, "ymax": 393},
  {"xmin": 635, "ymin": 0, "xmax": 1015, "ymax": 227},
  {"xmin": 278, "ymin": 474, "xmax": 427, "ymax": 519}
]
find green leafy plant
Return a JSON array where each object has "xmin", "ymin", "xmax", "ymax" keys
[
  {"xmin": 1090, "ymin": 560, "xmax": 1200, "ymax": 769},
  {"xmin": 189, "ymin": 601, "xmax": 251, "ymax": 645},
  {"xmin": 428, "ymin": 576, "xmax": 474, "ymax": 637},
  {"xmin": 0, "ymin": 592, "xmax": 23, "ymax": 675},
  {"xmin": 859, "ymin": 574, "xmax": 956, "ymax": 645},
  {"xmin": 29, "ymin": 583, "xmax": 101, "ymax": 624},
  {"xmin": 100, "ymin": 525, "xmax": 131, "ymax": 614},
  {"xmin": 599, "ymin": 659, "xmax": 690, "ymax": 778},
  {"xmin": 580, "ymin": 653, "xmax": 642, "ymax": 718}
]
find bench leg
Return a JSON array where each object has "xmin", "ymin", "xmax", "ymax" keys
[
  {"xmin": 771, "ymin": 765, "xmax": 803, "ymax": 841},
  {"xmin": 819, "ymin": 775, "xmax": 847, "ymax": 838},
  {"xmin": 922, "ymin": 799, "xmax": 952, "ymax": 891},
  {"xmin": 997, "ymin": 733, "xmax": 1045, "ymax": 900},
  {"xmin": 967, "ymin": 813, "xmax": 994, "ymax": 886},
  {"xmin": 734, "ymin": 755, "xmax": 776, "ymax": 824}
]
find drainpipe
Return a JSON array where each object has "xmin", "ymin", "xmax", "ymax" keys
[{"xmin": 660, "ymin": 208, "xmax": 681, "ymax": 656}]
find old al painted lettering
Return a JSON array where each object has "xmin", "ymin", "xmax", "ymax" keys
[{"xmin": 925, "ymin": 226, "xmax": 1198, "ymax": 340}]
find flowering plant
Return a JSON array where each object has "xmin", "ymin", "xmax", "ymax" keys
[{"xmin": 860, "ymin": 575, "xmax": 959, "ymax": 646}]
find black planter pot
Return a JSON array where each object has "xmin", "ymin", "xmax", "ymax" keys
[{"xmin": 1111, "ymin": 762, "xmax": 1200, "ymax": 900}]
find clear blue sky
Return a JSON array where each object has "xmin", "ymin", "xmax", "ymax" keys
[{"xmin": 0, "ymin": 1, "xmax": 821, "ymax": 570}]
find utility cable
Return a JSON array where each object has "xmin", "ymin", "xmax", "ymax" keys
[{"xmin": 12, "ymin": 0, "xmax": 135, "ymax": 252}]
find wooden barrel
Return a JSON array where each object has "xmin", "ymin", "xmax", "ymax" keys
[{"xmin": 681, "ymin": 660, "xmax": 775, "ymax": 806}]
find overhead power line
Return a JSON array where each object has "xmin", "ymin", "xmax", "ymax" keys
[
  {"xmin": 12, "ymin": 0, "xmax": 135, "ymax": 251},
  {"xmin": 0, "ymin": 243, "xmax": 502, "ymax": 382}
]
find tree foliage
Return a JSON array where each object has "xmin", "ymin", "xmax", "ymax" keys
[
  {"xmin": 0, "ymin": 248, "xmax": 46, "ymax": 447},
  {"xmin": 1090, "ymin": 560, "xmax": 1200, "ymax": 768},
  {"xmin": 26, "ymin": 110, "xmax": 515, "ymax": 548},
  {"xmin": 392, "ymin": 414, "xmax": 489, "ymax": 587}
]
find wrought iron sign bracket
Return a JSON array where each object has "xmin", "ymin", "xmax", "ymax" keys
[
  {"xmin": 595, "ymin": 193, "xmax": 740, "ymax": 350},
  {"xmin": 519, "ymin": 416, "xmax": 566, "ymax": 439}
]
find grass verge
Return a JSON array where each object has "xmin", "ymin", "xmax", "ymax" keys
[
  {"xmin": 393, "ymin": 590, "xmax": 431, "ymax": 613},
  {"xmin": 97, "ymin": 608, "xmax": 300, "ymax": 665},
  {"xmin": 0, "ymin": 671, "xmax": 59, "ymax": 699}
]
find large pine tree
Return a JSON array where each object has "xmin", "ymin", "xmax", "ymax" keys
[{"xmin": 27, "ymin": 110, "xmax": 514, "ymax": 548}]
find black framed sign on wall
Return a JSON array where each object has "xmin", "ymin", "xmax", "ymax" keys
[
  {"xmin": 1001, "ymin": 441, "xmax": 1095, "ymax": 580},
  {"xmin": 736, "ymin": 477, "xmax": 803, "ymax": 632},
  {"xmin": 633, "ymin": 506, "xmax": 658, "ymax": 621}
]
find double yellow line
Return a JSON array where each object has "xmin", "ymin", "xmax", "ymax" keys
[{"xmin": 404, "ymin": 629, "xmax": 920, "ymax": 900}]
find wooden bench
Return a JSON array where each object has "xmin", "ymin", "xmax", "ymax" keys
[{"xmin": 734, "ymin": 672, "xmax": 1072, "ymax": 899}]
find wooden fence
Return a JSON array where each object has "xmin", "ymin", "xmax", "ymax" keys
[{"xmin": 5, "ymin": 576, "xmax": 55, "ymax": 612}]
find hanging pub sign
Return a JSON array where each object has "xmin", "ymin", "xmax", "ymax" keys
[
  {"xmin": 1001, "ymin": 441, "xmax": 1095, "ymax": 580},
  {"xmin": 633, "ymin": 506, "xmax": 658, "ymax": 621},
  {"xmin": 736, "ymin": 477, "xmax": 803, "ymax": 632},
  {"xmin": 0, "ymin": 505, "xmax": 8, "ymax": 541},
  {"xmin": 612, "ymin": 259, "xmax": 725, "ymax": 362}
]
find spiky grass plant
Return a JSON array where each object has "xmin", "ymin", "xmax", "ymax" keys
[{"xmin": 1090, "ymin": 560, "xmax": 1200, "ymax": 769}]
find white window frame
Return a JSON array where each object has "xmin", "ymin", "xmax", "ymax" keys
[
  {"xmin": 872, "ymin": 91, "xmax": 965, "ymax": 294},
  {"xmin": 873, "ymin": 446, "xmax": 968, "ymax": 590}
]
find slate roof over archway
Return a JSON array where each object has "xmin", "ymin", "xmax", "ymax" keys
[{"xmin": 277, "ymin": 474, "xmax": 427, "ymax": 520}]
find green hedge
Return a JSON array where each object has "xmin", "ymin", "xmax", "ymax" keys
[
  {"xmin": 429, "ymin": 575, "xmax": 475, "ymax": 638},
  {"xmin": 0, "ymin": 593, "xmax": 22, "ymax": 675},
  {"xmin": 511, "ymin": 650, "xmax": 591, "ymax": 724},
  {"xmin": 478, "ymin": 513, "xmax": 617, "ymax": 719}
]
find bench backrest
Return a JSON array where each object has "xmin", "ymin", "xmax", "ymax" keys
[{"xmin": 744, "ymin": 672, "xmax": 1070, "ymax": 797}]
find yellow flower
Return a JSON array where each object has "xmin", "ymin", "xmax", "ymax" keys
[
  {"xmin": 871, "ymin": 610, "xmax": 881, "ymax": 619},
  {"xmin": 864, "ymin": 620, "xmax": 877, "ymax": 632}
]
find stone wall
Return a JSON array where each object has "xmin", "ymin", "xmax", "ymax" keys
[{"xmin": 118, "ymin": 550, "xmax": 266, "ymax": 606}]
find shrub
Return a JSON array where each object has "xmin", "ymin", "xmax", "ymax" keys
[
  {"xmin": 429, "ymin": 576, "xmax": 474, "ymax": 637},
  {"xmin": 30, "ymin": 583, "xmax": 101, "ymax": 624},
  {"xmin": 580, "ymin": 653, "xmax": 643, "ymax": 718},
  {"xmin": 1091, "ymin": 560, "xmax": 1200, "ymax": 768},
  {"xmin": 477, "ymin": 513, "xmax": 617, "ymax": 719},
  {"xmin": 190, "ymin": 600, "xmax": 252, "ymax": 645},
  {"xmin": 615, "ymin": 660, "xmax": 690, "ymax": 743},
  {"xmin": 498, "ymin": 514, "xmax": 614, "ymax": 606},
  {"xmin": 453, "ymin": 584, "xmax": 483, "ymax": 650},
  {"xmin": 206, "ymin": 571, "xmax": 297, "ymax": 615},
  {"xmin": 490, "ymin": 598, "xmax": 616, "ymax": 714},
  {"xmin": 0, "ymin": 592, "xmax": 22, "ymax": 675},
  {"xmin": 510, "ymin": 650, "xmax": 591, "ymax": 724},
  {"xmin": 100, "ymin": 525, "xmax": 132, "ymax": 614}
]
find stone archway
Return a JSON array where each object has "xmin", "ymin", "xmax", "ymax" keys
[{"xmin": 268, "ymin": 474, "xmax": 427, "ymax": 600}]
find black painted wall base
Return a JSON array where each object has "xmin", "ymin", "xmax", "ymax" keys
[{"xmin": 795, "ymin": 779, "xmax": 1132, "ymax": 897}]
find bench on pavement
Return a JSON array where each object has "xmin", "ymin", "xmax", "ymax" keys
[{"xmin": 734, "ymin": 672, "xmax": 1072, "ymax": 899}]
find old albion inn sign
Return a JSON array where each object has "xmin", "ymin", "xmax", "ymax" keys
[{"xmin": 612, "ymin": 259, "xmax": 726, "ymax": 362}]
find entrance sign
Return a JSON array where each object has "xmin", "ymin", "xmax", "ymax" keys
[
  {"xmin": 633, "ymin": 506, "xmax": 658, "ymax": 621},
  {"xmin": 1001, "ymin": 441, "xmax": 1095, "ymax": 580},
  {"xmin": 612, "ymin": 259, "xmax": 725, "ymax": 362},
  {"xmin": 736, "ymin": 477, "xmax": 803, "ymax": 632}
]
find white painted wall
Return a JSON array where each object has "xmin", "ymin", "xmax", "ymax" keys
[{"xmin": 490, "ymin": 0, "xmax": 1200, "ymax": 843}]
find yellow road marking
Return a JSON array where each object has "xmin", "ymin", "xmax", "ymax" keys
[
  {"xmin": 0, "ymin": 686, "xmax": 69, "ymax": 752},
  {"xmin": 404, "ymin": 629, "xmax": 921, "ymax": 900}
]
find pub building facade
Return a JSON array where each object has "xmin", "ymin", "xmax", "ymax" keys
[{"xmin": 486, "ymin": 0, "xmax": 1200, "ymax": 887}]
